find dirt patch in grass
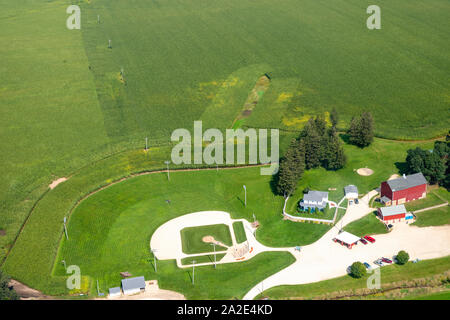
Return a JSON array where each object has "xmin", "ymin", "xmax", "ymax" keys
[
  {"xmin": 49, "ymin": 177, "xmax": 68, "ymax": 189},
  {"xmin": 357, "ymin": 168, "xmax": 374, "ymax": 176}
]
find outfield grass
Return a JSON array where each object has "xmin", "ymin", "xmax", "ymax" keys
[
  {"xmin": 232, "ymin": 221, "xmax": 247, "ymax": 244},
  {"xmin": 181, "ymin": 224, "xmax": 232, "ymax": 254},
  {"xmin": 258, "ymin": 255, "xmax": 450, "ymax": 299},
  {"xmin": 344, "ymin": 212, "xmax": 389, "ymax": 237}
]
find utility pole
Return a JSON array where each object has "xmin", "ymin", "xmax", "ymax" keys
[
  {"xmin": 108, "ymin": 39, "xmax": 112, "ymax": 49},
  {"xmin": 192, "ymin": 260, "xmax": 196, "ymax": 284},
  {"xmin": 243, "ymin": 185, "xmax": 247, "ymax": 207},
  {"xmin": 145, "ymin": 137, "xmax": 148, "ymax": 151},
  {"xmin": 97, "ymin": 14, "xmax": 100, "ymax": 24},
  {"xmin": 63, "ymin": 217, "xmax": 68, "ymax": 240},
  {"xmin": 151, "ymin": 249, "xmax": 157, "ymax": 273},
  {"xmin": 165, "ymin": 161, "xmax": 170, "ymax": 181},
  {"xmin": 62, "ymin": 260, "xmax": 66, "ymax": 270}
]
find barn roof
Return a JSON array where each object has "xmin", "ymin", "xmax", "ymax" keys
[
  {"xmin": 387, "ymin": 173, "xmax": 427, "ymax": 192},
  {"xmin": 121, "ymin": 276, "xmax": 146, "ymax": 292},
  {"xmin": 109, "ymin": 287, "xmax": 121, "ymax": 295},
  {"xmin": 379, "ymin": 204, "xmax": 407, "ymax": 217}
]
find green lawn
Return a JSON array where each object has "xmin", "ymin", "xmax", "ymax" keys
[
  {"xmin": 259, "ymin": 255, "xmax": 450, "ymax": 299},
  {"xmin": 405, "ymin": 189, "xmax": 448, "ymax": 212},
  {"xmin": 232, "ymin": 221, "xmax": 247, "ymax": 244},
  {"xmin": 181, "ymin": 224, "xmax": 232, "ymax": 254},
  {"xmin": 413, "ymin": 206, "xmax": 450, "ymax": 227},
  {"xmin": 344, "ymin": 212, "xmax": 389, "ymax": 237},
  {"xmin": 181, "ymin": 253, "xmax": 227, "ymax": 265},
  {"xmin": 410, "ymin": 290, "xmax": 450, "ymax": 300},
  {"xmin": 2, "ymin": 0, "xmax": 449, "ymax": 267}
]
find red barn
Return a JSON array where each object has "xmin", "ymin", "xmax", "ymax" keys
[
  {"xmin": 380, "ymin": 172, "xmax": 427, "ymax": 206},
  {"xmin": 377, "ymin": 205, "xmax": 408, "ymax": 222}
]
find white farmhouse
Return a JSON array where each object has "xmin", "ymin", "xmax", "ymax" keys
[{"xmin": 299, "ymin": 190, "xmax": 329, "ymax": 211}]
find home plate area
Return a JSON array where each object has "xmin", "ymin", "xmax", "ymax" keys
[{"xmin": 150, "ymin": 211, "xmax": 283, "ymax": 268}]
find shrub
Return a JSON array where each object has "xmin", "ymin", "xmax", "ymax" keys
[
  {"xmin": 350, "ymin": 262, "xmax": 367, "ymax": 278},
  {"xmin": 396, "ymin": 250, "xmax": 410, "ymax": 265}
]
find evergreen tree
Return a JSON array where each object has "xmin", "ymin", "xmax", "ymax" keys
[
  {"xmin": 276, "ymin": 139, "xmax": 305, "ymax": 197},
  {"xmin": 406, "ymin": 147, "xmax": 446, "ymax": 185},
  {"xmin": 347, "ymin": 112, "xmax": 374, "ymax": 147},
  {"xmin": 330, "ymin": 107, "xmax": 339, "ymax": 128},
  {"xmin": 302, "ymin": 119, "xmax": 322, "ymax": 169},
  {"xmin": 322, "ymin": 127, "xmax": 347, "ymax": 170}
]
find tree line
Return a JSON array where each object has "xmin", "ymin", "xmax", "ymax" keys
[{"xmin": 405, "ymin": 132, "xmax": 450, "ymax": 187}]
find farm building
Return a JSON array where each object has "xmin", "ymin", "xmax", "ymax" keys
[
  {"xmin": 299, "ymin": 190, "xmax": 328, "ymax": 211},
  {"xmin": 377, "ymin": 204, "xmax": 408, "ymax": 222},
  {"xmin": 333, "ymin": 231, "xmax": 360, "ymax": 249},
  {"xmin": 108, "ymin": 287, "xmax": 121, "ymax": 298},
  {"xmin": 380, "ymin": 172, "xmax": 427, "ymax": 206},
  {"xmin": 344, "ymin": 185, "xmax": 358, "ymax": 200},
  {"xmin": 121, "ymin": 276, "xmax": 146, "ymax": 295}
]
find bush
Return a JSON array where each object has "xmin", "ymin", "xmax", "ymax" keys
[
  {"xmin": 350, "ymin": 262, "xmax": 367, "ymax": 278},
  {"xmin": 396, "ymin": 250, "xmax": 410, "ymax": 265}
]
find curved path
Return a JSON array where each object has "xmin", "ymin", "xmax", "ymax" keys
[
  {"xmin": 150, "ymin": 211, "xmax": 298, "ymax": 268},
  {"xmin": 243, "ymin": 191, "xmax": 450, "ymax": 299}
]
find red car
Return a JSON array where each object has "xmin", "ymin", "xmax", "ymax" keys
[
  {"xmin": 364, "ymin": 235, "xmax": 376, "ymax": 243},
  {"xmin": 381, "ymin": 257, "xmax": 393, "ymax": 264},
  {"xmin": 360, "ymin": 238, "xmax": 368, "ymax": 245}
]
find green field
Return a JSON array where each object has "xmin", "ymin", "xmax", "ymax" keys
[
  {"xmin": 1, "ymin": 0, "xmax": 450, "ymax": 299},
  {"xmin": 259, "ymin": 255, "xmax": 450, "ymax": 299},
  {"xmin": 181, "ymin": 224, "xmax": 232, "ymax": 254},
  {"xmin": 180, "ymin": 253, "xmax": 227, "ymax": 266},
  {"xmin": 344, "ymin": 212, "xmax": 389, "ymax": 237},
  {"xmin": 410, "ymin": 290, "xmax": 450, "ymax": 300},
  {"xmin": 232, "ymin": 221, "xmax": 247, "ymax": 244},
  {"xmin": 405, "ymin": 188, "xmax": 449, "ymax": 212},
  {"xmin": 413, "ymin": 206, "xmax": 450, "ymax": 227}
]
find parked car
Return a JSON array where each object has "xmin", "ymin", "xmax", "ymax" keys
[
  {"xmin": 381, "ymin": 257, "xmax": 393, "ymax": 264},
  {"xmin": 388, "ymin": 224, "xmax": 393, "ymax": 229},
  {"xmin": 360, "ymin": 238, "xmax": 368, "ymax": 245},
  {"xmin": 355, "ymin": 199, "xmax": 359, "ymax": 204},
  {"xmin": 364, "ymin": 235, "xmax": 376, "ymax": 243},
  {"xmin": 363, "ymin": 262, "xmax": 371, "ymax": 269},
  {"xmin": 374, "ymin": 259, "xmax": 384, "ymax": 267}
]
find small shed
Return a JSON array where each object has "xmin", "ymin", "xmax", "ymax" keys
[
  {"xmin": 333, "ymin": 231, "xmax": 360, "ymax": 249},
  {"xmin": 121, "ymin": 276, "xmax": 146, "ymax": 295},
  {"xmin": 344, "ymin": 185, "xmax": 358, "ymax": 200},
  {"xmin": 108, "ymin": 287, "xmax": 121, "ymax": 298}
]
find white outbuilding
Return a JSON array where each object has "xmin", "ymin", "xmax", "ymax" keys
[
  {"xmin": 108, "ymin": 287, "xmax": 121, "ymax": 298},
  {"xmin": 121, "ymin": 276, "xmax": 146, "ymax": 295},
  {"xmin": 344, "ymin": 185, "xmax": 358, "ymax": 200}
]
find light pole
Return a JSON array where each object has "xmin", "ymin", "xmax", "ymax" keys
[
  {"xmin": 165, "ymin": 161, "xmax": 170, "ymax": 181},
  {"xmin": 211, "ymin": 243, "xmax": 216, "ymax": 269},
  {"xmin": 243, "ymin": 185, "xmax": 247, "ymax": 207},
  {"xmin": 61, "ymin": 260, "xmax": 66, "ymax": 270},
  {"xmin": 145, "ymin": 137, "xmax": 148, "ymax": 151},
  {"xmin": 192, "ymin": 260, "xmax": 196, "ymax": 284},
  {"xmin": 151, "ymin": 249, "xmax": 157, "ymax": 272},
  {"xmin": 63, "ymin": 217, "xmax": 68, "ymax": 240}
]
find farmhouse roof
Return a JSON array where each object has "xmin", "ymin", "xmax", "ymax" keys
[
  {"xmin": 109, "ymin": 287, "xmax": 121, "ymax": 295},
  {"xmin": 304, "ymin": 190, "xmax": 328, "ymax": 202},
  {"xmin": 335, "ymin": 231, "xmax": 360, "ymax": 245},
  {"xmin": 379, "ymin": 204, "xmax": 407, "ymax": 217},
  {"xmin": 387, "ymin": 173, "xmax": 427, "ymax": 192},
  {"xmin": 121, "ymin": 276, "xmax": 146, "ymax": 292},
  {"xmin": 344, "ymin": 185, "xmax": 358, "ymax": 194}
]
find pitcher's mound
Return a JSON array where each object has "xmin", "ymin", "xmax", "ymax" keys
[
  {"xmin": 202, "ymin": 236, "xmax": 215, "ymax": 243},
  {"xmin": 357, "ymin": 168, "xmax": 374, "ymax": 176}
]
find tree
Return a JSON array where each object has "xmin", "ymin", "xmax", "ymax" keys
[
  {"xmin": 330, "ymin": 107, "xmax": 339, "ymax": 128},
  {"xmin": 276, "ymin": 139, "xmax": 305, "ymax": 197},
  {"xmin": 302, "ymin": 119, "xmax": 322, "ymax": 169},
  {"xmin": 322, "ymin": 127, "xmax": 347, "ymax": 170},
  {"xmin": 0, "ymin": 270, "xmax": 19, "ymax": 300},
  {"xmin": 350, "ymin": 261, "xmax": 367, "ymax": 278},
  {"xmin": 406, "ymin": 147, "xmax": 446, "ymax": 185},
  {"xmin": 347, "ymin": 112, "xmax": 374, "ymax": 147},
  {"xmin": 396, "ymin": 250, "xmax": 409, "ymax": 265}
]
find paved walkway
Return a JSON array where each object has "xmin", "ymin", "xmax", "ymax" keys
[
  {"xmin": 243, "ymin": 190, "xmax": 450, "ymax": 299},
  {"xmin": 150, "ymin": 211, "xmax": 297, "ymax": 268}
]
